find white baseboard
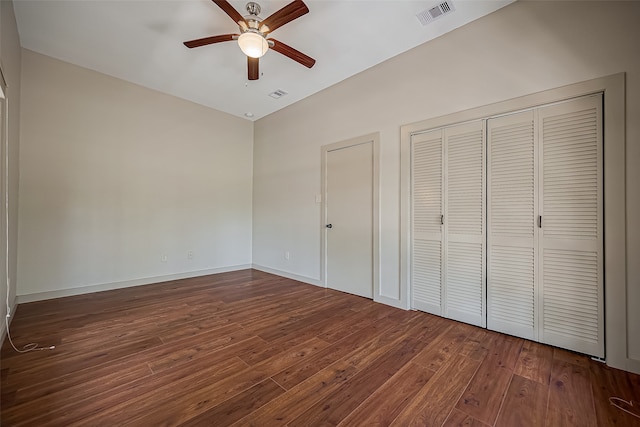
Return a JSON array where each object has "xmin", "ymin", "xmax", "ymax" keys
[
  {"xmin": 251, "ymin": 264, "xmax": 324, "ymax": 288},
  {"xmin": 16, "ymin": 264, "xmax": 252, "ymax": 304}
]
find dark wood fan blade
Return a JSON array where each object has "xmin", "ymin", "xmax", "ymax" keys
[
  {"xmin": 184, "ymin": 34, "xmax": 236, "ymax": 48},
  {"xmin": 212, "ymin": 0, "xmax": 246, "ymax": 25},
  {"xmin": 248, "ymin": 57, "xmax": 259, "ymax": 80},
  {"xmin": 260, "ymin": 0, "xmax": 309, "ymax": 33},
  {"xmin": 269, "ymin": 39, "xmax": 315, "ymax": 68}
]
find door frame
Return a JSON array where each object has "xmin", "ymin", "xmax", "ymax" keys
[{"xmin": 321, "ymin": 133, "xmax": 380, "ymax": 301}]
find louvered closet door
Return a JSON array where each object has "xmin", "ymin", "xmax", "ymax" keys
[
  {"xmin": 487, "ymin": 111, "xmax": 537, "ymax": 340},
  {"xmin": 444, "ymin": 121, "xmax": 486, "ymax": 327},
  {"xmin": 538, "ymin": 95, "xmax": 603, "ymax": 357},
  {"xmin": 411, "ymin": 129, "xmax": 443, "ymax": 315}
]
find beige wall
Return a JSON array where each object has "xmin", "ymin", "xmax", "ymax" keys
[
  {"xmin": 18, "ymin": 50, "xmax": 254, "ymax": 298},
  {"xmin": 253, "ymin": 1, "xmax": 640, "ymax": 369},
  {"xmin": 0, "ymin": 0, "xmax": 22, "ymax": 340}
]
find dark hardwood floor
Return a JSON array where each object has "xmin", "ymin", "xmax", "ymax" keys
[{"xmin": 2, "ymin": 269, "xmax": 639, "ymax": 426}]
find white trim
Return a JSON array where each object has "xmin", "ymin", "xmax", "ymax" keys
[
  {"xmin": 251, "ymin": 264, "xmax": 324, "ymax": 287},
  {"xmin": 1, "ymin": 74, "xmax": 10, "ymax": 345},
  {"xmin": 16, "ymin": 265, "xmax": 251, "ymax": 303},
  {"xmin": 401, "ymin": 73, "xmax": 632, "ymax": 373}
]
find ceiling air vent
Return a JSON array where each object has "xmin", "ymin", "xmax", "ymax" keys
[
  {"xmin": 416, "ymin": 1, "xmax": 455, "ymax": 26},
  {"xmin": 268, "ymin": 89, "xmax": 288, "ymax": 99}
]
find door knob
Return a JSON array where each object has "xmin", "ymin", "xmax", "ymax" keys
[{"xmin": 326, "ymin": 224, "xmax": 333, "ymax": 229}]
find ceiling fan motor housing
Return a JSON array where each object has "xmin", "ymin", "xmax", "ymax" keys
[{"xmin": 243, "ymin": 2, "xmax": 268, "ymax": 34}]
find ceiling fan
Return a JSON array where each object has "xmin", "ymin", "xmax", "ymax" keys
[{"xmin": 184, "ymin": 0, "xmax": 316, "ymax": 80}]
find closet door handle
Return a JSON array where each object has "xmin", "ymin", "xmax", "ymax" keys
[
  {"xmin": 441, "ymin": 214, "xmax": 444, "ymax": 225},
  {"xmin": 538, "ymin": 215, "xmax": 542, "ymax": 228}
]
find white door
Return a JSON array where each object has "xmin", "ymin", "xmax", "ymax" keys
[
  {"xmin": 325, "ymin": 141, "xmax": 373, "ymax": 298},
  {"xmin": 411, "ymin": 129, "xmax": 444, "ymax": 315},
  {"xmin": 538, "ymin": 95, "xmax": 604, "ymax": 357},
  {"xmin": 443, "ymin": 121, "xmax": 486, "ymax": 327},
  {"xmin": 487, "ymin": 110, "xmax": 538, "ymax": 340}
]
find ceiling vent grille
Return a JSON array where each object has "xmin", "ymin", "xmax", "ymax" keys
[
  {"xmin": 268, "ymin": 89, "xmax": 288, "ymax": 99},
  {"xmin": 416, "ymin": 1, "xmax": 455, "ymax": 26}
]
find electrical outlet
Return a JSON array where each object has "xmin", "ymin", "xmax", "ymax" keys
[
  {"xmin": 285, "ymin": 251, "xmax": 290, "ymax": 260},
  {"xmin": 161, "ymin": 254, "xmax": 168, "ymax": 263},
  {"xmin": 187, "ymin": 250, "xmax": 194, "ymax": 260}
]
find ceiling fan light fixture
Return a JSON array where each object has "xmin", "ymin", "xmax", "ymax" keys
[{"xmin": 238, "ymin": 31, "xmax": 268, "ymax": 58}]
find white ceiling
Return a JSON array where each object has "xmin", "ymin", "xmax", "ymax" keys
[{"xmin": 13, "ymin": 0, "xmax": 514, "ymax": 121}]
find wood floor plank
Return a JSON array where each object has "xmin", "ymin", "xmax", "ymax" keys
[
  {"xmin": 148, "ymin": 328, "xmax": 259, "ymax": 373},
  {"xmin": 287, "ymin": 337, "xmax": 429, "ymax": 426},
  {"xmin": 315, "ymin": 308, "xmax": 383, "ymax": 343},
  {"xmin": 4, "ymin": 355, "xmax": 247, "ymax": 426},
  {"xmin": 253, "ymin": 299, "xmax": 361, "ymax": 342},
  {"xmin": 3, "ymin": 331, "xmax": 264, "ymax": 407},
  {"xmin": 514, "ymin": 340, "xmax": 553, "ymax": 385},
  {"xmin": 495, "ymin": 374, "xmax": 548, "ymax": 427},
  {"xmin": 232, "ymin": 359, "xmax": 362, "ymax": 426},
  {"xmin": 459, "ymin": 328, "xmax": 490, "ymax": 362},
  {"xmin": 411, "ymin": 322, "xmax": 466, "ymax": 371},
  {"xmin": 337, "ymin": 361, "xmax": 435, "ymax": 426},
  {"xmin": 236, "ymin": 325, "xmax": 332, "ymax": 366},
  {"xmin": 546, "ymin": 359, "xmax": 597, "ymax": 427},
  {"xmin": 270, "ymin": 316, "xmax": 398, "ymax": 390},
  {"xmin": 443, "ymin": 408, "xmax": 490, "ymax": 427},
  {"xmin": 483, "ymin": 332, "xmax": 524, "ymax": 370},
  {"xmin": 404, "ymin": 312, "xmax": 454, "ymax": 344},
  {"xmin": 177, "ymin": 379, "xmax": 285, "ymax": 427},
  {"xmin": 2, "ymin": 336, "xmax": 163, "ymax": 387},
  {"xmin": 233, "ymin": 322, "xmax": 421, "ymax": 426},
  {"xmin": 553, "ymin": 347, "xmax": 591, "ymax": 368},
  {"xmin": 73, "ymin": 337, "xmax": 329, "ymax": 426},
  {"xmin": 2, "ymin": 361, "xmax": 153, "ymax": 412},
  {"xmin": 390, "ymin": 353, "xmax": 481, "ymax": 426},
  {"xmin": 455, "ymin": 361, "xmax": 513, "ymax": 425},
  {"xmin": 157, "ymin": 315, "xmax": 232, "ymax": 342}
]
